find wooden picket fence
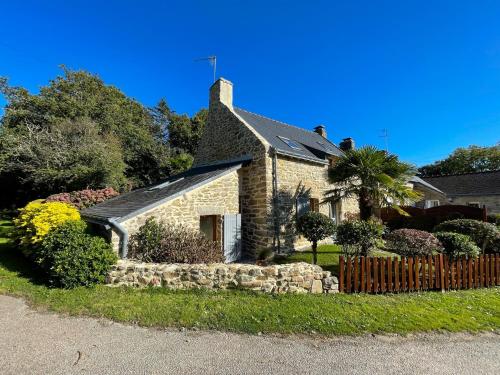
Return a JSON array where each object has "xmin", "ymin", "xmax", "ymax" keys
[{"xmin": 338, "ymin": 254, "xmax": 500, "ymax": 293}]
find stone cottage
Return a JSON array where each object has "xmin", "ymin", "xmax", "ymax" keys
[
  {"xmin": 421, "ymin": 170, "xmax": 500, "ymax": 213},
  {"xmin": 82, "ymin": 78, "xmax": 358, "ymax": 260}
]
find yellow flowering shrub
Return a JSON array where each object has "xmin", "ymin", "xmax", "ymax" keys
[{"xmin": 14, "ymin": 200, "xmax": 81, "ymax": 245}]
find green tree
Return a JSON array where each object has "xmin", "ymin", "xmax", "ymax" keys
[
  {"xmin": 419, "ymin": 144, "xmax": 500, "ymax": 176},
  {"xmin": 167, "ymin": 108, "xmax": 207, "ymax": 155},
  {"xmin": 0, "ymin": 68, "xmax": 171, "ymax": 189},
  {"xmin": 0, "ymin": 118, "xmax": 126, "ymax": 205},
  {"xmin": 327, "ymin": 146, "xmax": 421, "ymax": 221},
  {"xmin": 296, "ymin": 212, "xmax": 336, "ymax": 264}
]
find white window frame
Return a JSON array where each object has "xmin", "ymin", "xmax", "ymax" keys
[
  {"xmin": 424, "ymin": 200, "xmax": 440, "ymax": 208},
  {"xmin": 467, "ymin": 202, "xmax": 480, "ymax": 208},
  {"xmin": 278, "ymin": 136, "xmax": 302, "ymax": 150}
]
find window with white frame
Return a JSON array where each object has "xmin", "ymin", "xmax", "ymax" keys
[
  {"xmin": 424, "ymin": 200, "xmax": 440, "ymax": 208},
  {"xmin": 467, "ymin": 202, "xmax": 480, "ymax": 208},
  {"xmin": 329, "ymin": 201, "xmax": 339, "ymax": 224}
]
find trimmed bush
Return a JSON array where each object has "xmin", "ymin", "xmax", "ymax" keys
[
  {"xmin": 46, "ymin": 187, "xmax": 119, "ymax": 210},
  {"xmin": 385, "ymin": 229, "xmax": 443, "ymax": 257},
  {"xmin": 433, "ymin": 219, "xmax": 498, "ymax": 253},
  {"xmin": 128, "ymin": 218, "xmax": 224, "ymax": 264},
  {"xmin": 39, "ymin": 221, "xmax": 117, "ymax": 288},
  {"xmin": 335, "ymin": 220, "xmax": 384, "ymax": 256},
  {"xmin": 434, "ymin": 232, "xmax": 480, "ymax": 258},
  {"xmin": 296, "ymin": 212, "xmax": 336, "ymax": 264},
  {"xmin": 14, "ymin": 200, "xmax": 80, "ymax": 245},
  {"xmin": 486, "ymin": 213, "xmax": 500, "ymax": 225}
]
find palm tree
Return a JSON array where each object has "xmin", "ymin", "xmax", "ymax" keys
[{"xmin": 327, "ymin": 146, "xmax": 421, "ymax": 221}]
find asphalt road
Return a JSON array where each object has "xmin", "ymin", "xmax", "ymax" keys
[{"xmin": 0, "ymin": 295, "xmax": 499, "ymax": 375}]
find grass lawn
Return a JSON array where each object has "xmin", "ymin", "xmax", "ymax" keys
[
  {"xmin": 274, "ymin": 244, "xmax": 397, "ymax": 275},
  {"xmin": 0, "ymin": 218, "xmax": 499, "ymax": 335}
]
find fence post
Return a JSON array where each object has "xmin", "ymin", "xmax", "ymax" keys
[
  {"xmin": 401, "ymin": 258, "xmax": 406, "ymax": 291},
  {"xmin": 361, "ymin": 257, "xmax": 366, "ymax": 292},
  {"xmin": 346, "ymin": 257, "xmax": 352, "ymax": 293},
  {"xmin": 339, "ymin": 256, "xmax": 344, "ymax": 293},
  {"xmin": 439, "ymin": 254, "xmax": 445, "ymax": 292},
  {"xmin": 354, "ymin": 256, "xmax": 359, "ymax": 292},
  {"xmin": 380, "ymin": 257, "xmax": 386, "ymax": 292},
  {"xmin": 394, "ymin": 257, "xmax": 399, "ymax": 292},
  {"xmin": 408, "ymin": 257, "xmax": 413, "ymax": 291},
  {"xmin": 468, "ymin": 257, "xmax": 473, "ymax": 289},
  {"xmin": 428, "ymin": 255, "xmax": 433, "ymax": 289},
  {"xmin": 387, "ymin": 257, "xmax": 393, "ymax": 292},
  {"xmin": 495, "ymin": 254, "xmax": 500, "ymax": 285},
  {"xmin": 366, "ymin": 257, "xmax": 371, "ymax": 293}
]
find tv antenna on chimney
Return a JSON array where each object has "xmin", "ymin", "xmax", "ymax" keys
[
  {"xmin": 194, "ymin": 55, "xmax": 217, "ymax": 83},
  {"xmin": 380, "ymin": 128, "xmax": 389, "ymax": 152}
]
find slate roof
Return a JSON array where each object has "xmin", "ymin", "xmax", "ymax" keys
[
  {"xmin": 422, "ymin": 170, "xmax": 500, "ymax": 196},
  {"xmin": 234, "ymin": 108, "xmax": 344, "ymax": 163},
  {"xmin": 81, "ymin": 158, "xmax": 250, "ymax": 222},
  {"xmin": 409, "ymin": 176, "xmax": 445, "ymax": 195}
]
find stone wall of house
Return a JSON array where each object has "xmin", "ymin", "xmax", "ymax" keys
[
  {"xmin": 193, "ymin": 79, "xmax": 274, "ymax": 257},
  {"xmin": 111, "ymin": 170, "xmax": 240, "ymax": 252},
  {"xmin": 449, "ymin": 195, "xmax": 500, "ymax": 214},
  {"xmin": 273, "ymin": 154, "xmax": 359, "ymax": 251},
  {"xmin": 107, "ymin": 259, "xmax": 339, "ymax": 294}
]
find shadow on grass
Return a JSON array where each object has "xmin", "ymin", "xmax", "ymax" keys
[
  {"xmin": 274, "ymin": 247, "xmax": 340, "ymax": 275},
  {"xmin": 0, "ymin": 222, "xmax": 49, "ymax": 287}
]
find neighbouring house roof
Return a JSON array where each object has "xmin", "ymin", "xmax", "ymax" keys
[
  {"xmin": 81, "ymin": 157, "xmax": 250, "ymax": 223},
  {"xmin": 234, "ymin": 107, "xmax": 344, "ymax": 163},
  {"xmin": 409, "ymin": 176, "xmax": 445, "ymax": 195},
  {"xmin": 422, "ymin": 170, "xmax": 500, "ymax": 197}
]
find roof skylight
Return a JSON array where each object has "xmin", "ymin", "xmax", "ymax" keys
[
  {"xmin": 278, "ymin": 136, "xmax": 302, "ymax": 150},
  {"xmin": 149, "ymin": 177, "xmax": 184, "ymax": 191}
]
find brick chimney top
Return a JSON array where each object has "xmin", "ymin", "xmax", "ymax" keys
[
  {"xmin": 339, "ymin": 137, "xmax": 355, "ymax": 151},
  {"xmin": 313, "ymin": 125, "xmax": 327, "ymax": 138}
]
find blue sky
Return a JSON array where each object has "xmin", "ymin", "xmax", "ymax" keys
[{"xmin": 1, "ymin": 0, "xmax": 499, "ymax": 166}]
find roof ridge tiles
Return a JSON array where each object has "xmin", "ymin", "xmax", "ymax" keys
[{"xmin": 422, "ymin": 169, "xmax": 500, "ymax": 178}]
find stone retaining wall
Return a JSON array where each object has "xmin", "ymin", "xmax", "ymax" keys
[{"xmin": 107, "ymin": 260, "xmax": 338, "ymax": 294}]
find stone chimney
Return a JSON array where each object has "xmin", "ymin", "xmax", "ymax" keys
[
  {"xmin": 313, "ymin": 125, "xmax": 327, "ymax": 138},
  {"xmin": 339, "ymin": 137, "xmax": 355, "ymax": 151},
  {"xmin": 209, "ymin": 78, "xmax": 233, "ymax": 109}
]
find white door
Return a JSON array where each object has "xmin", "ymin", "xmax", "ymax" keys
[{"xmin": 223, "ymin": 214, "xmax": 241, "ymax": 263}]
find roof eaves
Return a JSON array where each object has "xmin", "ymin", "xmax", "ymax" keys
[
  {"xmin": 410, "ymin": 176, "xmax": 445, "ymax": 195},
  {"xmin": 274, "ymin": 148, "xmax": 329, "ymax": 165},
  {"xmin": 448, "ymin": 192, "xmax": 500, "ymax": 197},
  {"xmin": 115, "ymin": 163, "xmax": 244, "ymax": 223}
]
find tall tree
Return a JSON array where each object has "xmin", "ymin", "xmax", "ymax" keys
[
  {"xmin": 167, "ymin": 108, "xmax": 207, "ymax": 155},
  {"xmin": 419, "ymin": 144, "xmax": 500, "ymax": 176},
  {"xmin": 0, "ymin": 118, "xmax": 126, "ymax": 206},
  {"xmin": 0, "ymin": 68, "xmax": 171, "ymax": 189},
  {"xmin": 327, "ymin": 146, "xmax": 421, "ymax": 220}
]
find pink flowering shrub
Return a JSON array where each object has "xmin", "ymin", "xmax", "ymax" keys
[
  {"xmin": 46, "ymin": 188, "xmax": 119, "ymax": 210},
  {"xmin": 386, "ymin": 228, "xmax": 443, "ymax": 257}
]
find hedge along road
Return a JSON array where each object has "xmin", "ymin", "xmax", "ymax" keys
[{"xmin": 1, "ymin": 295, "xmax": 499, "ymax": 375}]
